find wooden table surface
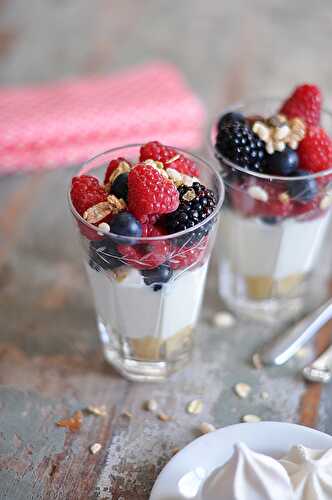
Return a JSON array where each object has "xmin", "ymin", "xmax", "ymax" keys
[{"xmin": 1, "ymin": 1, "xmax": 332, "ymax": 499}]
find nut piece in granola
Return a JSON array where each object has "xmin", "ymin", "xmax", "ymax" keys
[{"xmin": 83, "ymin": 202, "xmax": 113, "ymax": 224}]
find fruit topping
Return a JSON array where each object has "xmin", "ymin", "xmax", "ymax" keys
[
  {"xmin": 140, "ymin": 141, "xmax": 200, "ymax": 177},
  {"xmin": 216, "ymin": 121, "xmax": 266, "ymax": 172},
  {"xmin": 298, "ymin": 126, "xmax": 332, "ymax": 172},
  {"xmin": 280, "ymin": 84, "xmax": 321, "ymax": 127},
  {"xmin": 71, "ymin": 141, "xmax": 218, "ymax": 274},
  {"xmin": 287, "ymin": 169, "xmax": 318, "ymax": 202},
  {"xmin": 108, "ymin": 212, "xmax": 142, "ymax": 243},
  {"xmin": 89, "ymin": 239, "xmax": 124, "ymax": 271},
  {"xmin": 128, "ymin": 163, "xmax": 179, "ymax": 220},
  {"xmin": 264, "ymin": 146, "xmax": 299, "ymax": 176},
  {"xmin": 162, "ymin": 182, "xmax": 216, "ymax": 242},
  {"xmin": 169, "ymin": 237, "xmax": 208, "ymax": 270},
  {"xmin": 71, "ymin": 175, "xmax": 107, "ymax": 216},
  {"xmin": 104, "ymin": 158, "xmax": 131, "ymax": 184},
  {"xmin": 217, "ymin": 112, "xmax": 245, "ymax": 130},
  {"xmin": 110, "ymin": 172, "xmax": 129, "ymax": 202},
  {"xmin": 141, "ymin": 264, "xmax": 173, "ymax": 291}
]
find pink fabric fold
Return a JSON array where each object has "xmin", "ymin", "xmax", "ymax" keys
[{"xmin": 0, "ymin": 62, "xmax": 205, "ymax": 174}]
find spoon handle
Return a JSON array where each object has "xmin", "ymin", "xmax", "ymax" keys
[{"xmin": 260, "ymin": 298, "xmax": 332, "ymax": 366}]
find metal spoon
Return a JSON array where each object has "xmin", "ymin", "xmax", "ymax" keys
[{"xmin": 303, "ymin": 344, "xmax": 332, "ymax": 383}]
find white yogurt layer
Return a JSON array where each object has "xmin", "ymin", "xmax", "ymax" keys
[
  {"xmin": 86, "ymin": 262, "xmax": 208, "ymax": 340},
  {"xmin": 219, "ymin": 210, "xmax": 331, "ymax": 279}
]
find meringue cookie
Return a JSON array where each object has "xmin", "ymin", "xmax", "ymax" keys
[
  {"xmin": 280, "ymin": 445, "xmax": 332, "ymax": 500},
  {"xmin": 201, "ymin": 442, "xmax": 293, "ymax": 500}
]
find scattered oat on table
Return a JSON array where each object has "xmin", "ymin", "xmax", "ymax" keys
[
  {"xmin": 186, "ymin": 399, "xmax": 204, "ymax": 415},
  {"xmin": 86, "ymin": 405, "xmax": 107, "ymax": 417},
  {"xmin": 198, "ymin": 422, "xmax": 216, "ymax": 434},
  {"xmin": 158, "ymin": 412, "xmax": 173, "ymax": 422},
  {"xmin": 242, "ymin": 414, "xmax": 261, "ymax": 423},
  {"xmin": 234, "ymin": 383, "xmax": 251, "ymax": 399},
  {"xmin": 252, "ymin": 353, "xmax": 263, "ymax": 370},
  {"xmin": 121, "ymin": 410, "xmax": 133, "ymax": 419},
  {"xmin": 89, "ymin": 443, "xmax": 102, "ymax": 455},
  {"xmin": 144, "ymin": 399, "xmax": 158, "ymax": 412},
  {"xmin": 213, "ymin": 311, "xmax": 235, "ymax": 328}
]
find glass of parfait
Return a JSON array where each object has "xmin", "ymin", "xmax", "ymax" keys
[
  {"xmin": 211, "ymin": 86, "xmax": 332, "ymax": 323},
  {"xmin": 69, "ymin": 142, "xmax": 224, "ymax": 381}
]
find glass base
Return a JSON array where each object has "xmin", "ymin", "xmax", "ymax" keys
[
  {"xmin": 219, "ymin": 265, "xmax": 329, "ymax": 324},
  {"xmin": 103, "ymin": 345, "xmax": 191, "ymax": 382},
  {"xmin": 97, "ymin": 317, "xmax": 193, "ymax": 382}
]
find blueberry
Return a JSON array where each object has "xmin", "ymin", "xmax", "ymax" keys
[
  {"xmin": 89, "ymin": 239, "xmax": 123, "ymax": 271},
  {"xmin": 111, "ymin": 173, "xmax": 128, "ymax": 202},
  {"xmin": 141, "ymin": 264, "xmax": 173, "ymax": 291},
  {"xmin": 264, "ymin": 147, "xmax": 299, "ymax": 176},
  {"xmin": 260, "ymin": 216, "xmax": 282, "ymax": 225},
  {"xmin": 108, "ymin": 212, "xmax": 142, "ymax": 244},
  {"xmin": 287, "ymin": 169, "xmax": 318, "ymax": 202},
  {"xmin": 217, "ymin": 112, "xmax": 245, "ymax": 130}
]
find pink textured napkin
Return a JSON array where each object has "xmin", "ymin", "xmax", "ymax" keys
[{"xmin": 0, "ymin": 62, "xmax": 205, "ymax": 174}]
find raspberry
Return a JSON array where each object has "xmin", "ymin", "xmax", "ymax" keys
[
  {"xmin": 298, "ymin": 126, "xmax": 332, "ymax": 172},
  {"xmin": 117, "ymin": 240, "xmax": 169, "ymax": 270},
  {"xmin": 128, "ymin": 163, "xmax": 179, "ymax": 220},
  {"xmin": 104, "ymin": 157, "xmax": 131, "ymax": 184},
  {"xmin": 71, "ymin": 175, "xmax": 107, "ymax": 216},
  {"xmin": 280, "ymin": 84, "xmax": 321, "ymax": 127},
  {"xmin": 169, "ymin": 237, "xmax": 208, "ymax": 270},
  {"xmin": 216, "ymin": 121, "xmax": 265, "ymax": 172},
  {"xmin": 231, "ymin": 181, "xmax": 293, "ymax": 218},
  {"xmin": 117, "ymin": 221, "xmax": 169, "ymax": 270},
  {"xmin": 140, "ymin": 141, "xmax": 200, "ymax": 177}
]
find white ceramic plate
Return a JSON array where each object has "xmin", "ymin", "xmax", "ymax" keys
[{"xmin": 150, "ymin": 421, "xmax": 332, "ymax": 500}]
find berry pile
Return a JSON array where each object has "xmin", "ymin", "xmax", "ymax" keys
[
  {"xmin": 215, "ymin": 84, "xmax": 332, "ymax": 220},
  {"xmin": 70, "ymin": 141, "xmax": 218, "ymax": 282}
]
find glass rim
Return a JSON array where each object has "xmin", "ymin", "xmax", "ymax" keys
[
  {"xmin": 208, "ymin": 96, "xmax": 332, "ymax": 182},
  {"xmin": 68, "ymin": 143, "xmax": 225, "ymax": 242}
]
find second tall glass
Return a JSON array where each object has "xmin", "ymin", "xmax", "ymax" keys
[{"xmin": 211, "ymin": 99, "xmax": 332, "ymax": 323}]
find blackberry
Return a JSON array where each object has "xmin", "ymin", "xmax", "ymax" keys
[
  {"xmin": 216, "ymin": 121, "xmax": 266, "ymax": 172},
  {"xmin": 163, "ymin": 182, "xmax": 217, "ymax": 244},
  {"xmin": 89, "ymin": 238, "xmax": 124, "ymax": 271},
  {"xmin": 217, "ymin": 111, "xmax": 245, "ymax": 130}
]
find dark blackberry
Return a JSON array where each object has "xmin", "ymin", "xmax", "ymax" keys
[
  {"xmin": 215, "ymin": 121, "xmax": 266, "ymax": 172},
  {"xmin": 89, "ymin": 238, "xmax": 124, "ymax": 271},
  {"xmin": 163, "ymin": 182, "xmax": 217, "ymax": 244},
  {"xmin": 217, "ymin": 111, "xmax": 245, "ymax": 130}
]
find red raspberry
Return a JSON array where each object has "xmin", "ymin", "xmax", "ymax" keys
[
  {"xmin": 104, "ymin": 157, "xmax": 131, "ymax": 184},
  {"xmin": 140, "ymin": 141, "xmax": 200, "ymax": 177},
  {"xmin": 70, "ymin": 175, "xmax": 107, "ymax": 216},
  {"xmin": 298, "ymin": 126, "xmax": 332, "ymax": 172},
  {"xmin": 231, "ymin": 181, "xmax": 293, "ymax": 218},
  {"xmin": 117, "ymin": 222, "xmax": 169, "ymax": 270},
  {"xmin": 141, "ymin": 223, "xmax": 166, "ymax": 237},
  {"xmin": 169, "ymin": 238, "xmax": 208, "ymax": 270},
  {"xmin": 280, "ymin": 84, "xmax": 321, "ymax": 127},
  {"xmin": 128, "ymin": 163, "xmax": 179, "ymax": 220}
]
